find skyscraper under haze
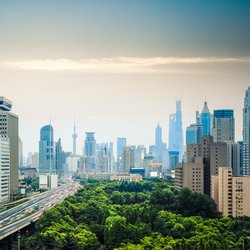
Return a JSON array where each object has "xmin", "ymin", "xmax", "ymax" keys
[
  {"xmin": 200, "ymin": 101, "xmax": 211, "ymax": 136},
  {"xmin": 0, "ymin": 97, "xmax": 19, "ymax": 195},
  {"xmin": 243, "ymin": 87, "xmax": 250, "ymax": 175},
  {"xmin": 168, "ymin": 100, "xmax": 184, "ymax": 161},
  {"xmin": 213, "ymin": 109, "xmax": 235, "ymax": 143},
  {"xmin": 72, "ymin": 120, "xmax": 77, "ymax": 155},
  {"xmin": 117, "ymin": 137, "xmax": 126, "ymax": 161},
  {"xmin": 155, "ymin": 123, "xmax": 163, "ymax": 162},
  {"xmin": 84, "ymin": 132, "xmax": 96, "ymax": 157},
  {"xmin": 39, "ymin": 125, "xmax": 56, "ymax": 174}
]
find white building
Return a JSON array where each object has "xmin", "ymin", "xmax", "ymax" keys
[
  {"xmin": 66, "ymin": 155, "xmax": 80, "ymax": 176},
  {"xmin": 0, "ymin": 137, "xmax": 10, "ymax": 204}
]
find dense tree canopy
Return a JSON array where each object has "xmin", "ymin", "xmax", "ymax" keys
[{"xmin": 21, "ymin": 180, "xmax": 250, "ymax": 249}]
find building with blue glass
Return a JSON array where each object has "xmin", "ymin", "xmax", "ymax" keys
[
  {"xmin": 200, "ymin": 101, "xmax": 211, "ymax": 136},
  {"xmin": 213, "ymin": 109, "xmax": 235, "ymax": 143},
  {"xmin": 39, "ymin": 125, "xmax": 56, "ymax": 174},
  {"xmin": 84, "ymin": 132, "xmax": 96, "ymax": 157},
  {"xmin": 186, "ymin": 123, "xmax": 202, "ymax": 144}
]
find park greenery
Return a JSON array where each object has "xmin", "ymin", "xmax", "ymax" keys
[{"xmin": 21, "ymin": 179, "xmax": 250, "ymax": 249}]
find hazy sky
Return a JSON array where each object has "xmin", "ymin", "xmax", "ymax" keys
[{"xmin": 0, "ymin": 1, "xmax": 250, "ymax": 157}]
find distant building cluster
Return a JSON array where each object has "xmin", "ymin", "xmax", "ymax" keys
[{"xmin": 1, "ymin": 87, "xmax": 250, "ymax": 217}]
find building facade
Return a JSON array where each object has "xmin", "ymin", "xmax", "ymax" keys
[
  {"xmin": 0, "ymin": 97, "xmax": 19, "ymax": 195},
  {"xmin": 211, "ymin": 167, "xmax": 250, "ymax": 217},
  {"xmin": 168, "ymin": 100, "xmax": 184, "ymax": 161},
  {"xmin": 0, "ymin": 137, "xmax": 10, "ymax": 203},
  {"xmin": 213, "ymin": 109, "xmax": 235, "ymax": 143},
  {"xmin": 175, "ymin": 157, "xmax": 204, "ymax": 194},
  {"xmin": 39, "ymin": 125, "xmax": 56, "ymax": 174},
  {"xmin": 200, "ymin": 101, "xmax": 211, "ymax": 136}
]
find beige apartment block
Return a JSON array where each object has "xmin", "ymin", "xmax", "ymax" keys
[
  {"xmin": 175, "ymin": 157, "xmax": 204, "ymax": 194},
  {"xmin": 211, "ymin": 167, "xmax": 250, "ymax": 217}
]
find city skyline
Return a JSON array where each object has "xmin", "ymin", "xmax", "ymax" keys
[{"xmin": 0, "ymin": 1, "xmax": 249, "ymax": 156}]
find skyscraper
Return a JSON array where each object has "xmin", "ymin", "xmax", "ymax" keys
[
  {"xmin": 122, "ymin": 146, "xmax": 135, "ymax": 173},
  {"xmin": 39, "ymin": 125, "xmax": 56, "ymax": 174},
  {"xmin": 155, "ymin": 123, "xmax": 162, "ymax": 146},
  {"xmin": 0, "ymin": 97, "xmax": 19, "ymax": 195},
  {"xmin": 117, "ymin": 137, "xmax": 126, "ymax": 161},
  {"xmin": 213, "ymin": 109, "xmax": 235, "ymax": 142},
  {"xmin": 243, "ymin": 87, "xmax": 250, "ymax": 176},
  {"xmin": 155, "ymin": 123, "xmax": 163, "ymax": 162},
  {"xmin": 186, "ymin": 123, "xmax": 202, "ymax": 144},
  {"xmin": 84, "ymin": 132, "xmax": 96, "ymax": 157},
  {"xmin": 55, "ymin": 138, "xmax": 63, "ymax": 177},
  {"xmin": 72, "ymin": 120, "xmax": 77, "ymax": 155},
  {"xmin": 200, "ymin": 101, "xmax": 211, "ymax": 136},
  {"xmin": 168, "ymin": 100, "xmax": 184, "ymax": 161}
]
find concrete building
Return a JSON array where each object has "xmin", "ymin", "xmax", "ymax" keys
[
  {"xmin": 39, "ymin": 173, "xmax": 58, "ymax": 190},
  {"xmin": 18, "ymin": 137, "xmax": 23, "ymax": 168},
  {"xmin": 243, "ymin": 87, "xmax": 250, "ymax": 176},
  {"xmin": 0, "ymin": 97, "xmax": 19, "ymax": 195},
  {"xmin": 122, "ymin": 146, "xmax": 135, "ymax": 173},
  {"xmin": 134, "ymin": 145, "xmax": 146, "ymax": 168},
  {"xmin": 187, "ymin": 136, "xmax": 227, "ymax": 195},
  {"xmin": 32, "ymin": 152, "xmax": 39, "ymax": 169},
  {"xmin": 110, "ymin": 173, "xmax": 142, "ymax": 182},
  {"xmin": 0, "ymin": 137, "xmax": 10, "ymax": 203},
  {"xmin": 39, "ymin": 125, "xmax": 56, "ymax": 174},
  {"xmin": 66, "ymin": 155, "xmax": 80, "ymax": 176},
  {"xmin": 96, "ymin": 143, "xmax": 113, "ymax": 173},
  {"xmin": 175, "ymin": 157, "xmax": 204, "ymax": 194},
  {"xmin": 211, "ymin": 167, "xmax": 250, "ymax": 217}
]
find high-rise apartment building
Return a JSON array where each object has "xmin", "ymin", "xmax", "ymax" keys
[
  {"xmin": 175, "ymin": 157, "xmax": 204, "ymax": 194},
  {"xmin": 213, "ymin": 109, "xmax": 235, "ymax": 142},
  {"xmin": 39, "ymin": 125, "xmax": 56, "ymax": 174},
  {"xmin": 168, "ymin": 100, "xmax": 184, "ymax": 161},
  {"xmin": 0, "ymin": 137, "xmax": 10, "ymax": 203},
  {"xmin": 187, "ymin": 136, "xmax": 227, "ymax": 195},
  {"xmin": 211, "ymin": 167, "xmax": 250, "ymax": 217},
  {"xmin": 200, "ymin": 101, "xmax": 211, "ymax": 136},
  {"xmin": 0, "ymin": 97, "xmax": 19, "ymax": 195},
  {"xmin": 243, "ymin": 87, "xmax": 250, "ymax": 175}
]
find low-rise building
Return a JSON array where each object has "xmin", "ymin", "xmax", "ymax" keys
[{"xmin": 110, "ymin": 173, "xmax": 142, "ymax": 182}]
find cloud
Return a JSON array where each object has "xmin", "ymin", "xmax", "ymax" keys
[{"xmin": 0, "ymin": 57, "xmax": 249, "ymax": 73}]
